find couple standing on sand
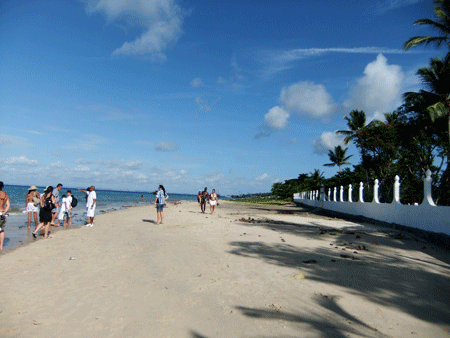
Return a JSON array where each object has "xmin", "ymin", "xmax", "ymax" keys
[{"xmin": 197, "ymin": 187, "xmax": 219, "ymax": 215}]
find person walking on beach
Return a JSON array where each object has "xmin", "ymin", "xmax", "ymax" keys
[
  {"xmin": 78, "ymin": 186, "xmax": 96, "ymax": 227},
  {"xmin": 33, "ymin": 186, "xmax": 56, "ymax": 239},
  {"xmin": 25, "ymin": 185, "xmax": 40, "ymax": 228},
  {"xmin": 51, "ymin": 183, "xmax": 63, "ymax": 227},
  {"xmin": 0, "ymin": 182, "xmax": 11, "ymax": 251},
  {"xmin": 209, "ymin": 189, "xmax": 219, "ymax": 215},
  {"xmin": 154, "ymin": 185, "xmax": 168, "ymax": 224},
  {"xmin": 200, "ymin": 187, "xmax": 209, "ymax": 214},
  {"xmin": 63, "ymin": 190, "xmax": 73, "ymax": 227},
  {"xmin": 197, "ymin": 190, "xmax": 202, "ymax": 206}
]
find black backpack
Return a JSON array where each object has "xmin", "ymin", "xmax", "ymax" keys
[
  {"xmin": 43, "ymin": 198, "xmax": 55, "ymax": 211},
  {"xmin": 71, "ymin": 196, "xmax": 78, "ymax": 208}
]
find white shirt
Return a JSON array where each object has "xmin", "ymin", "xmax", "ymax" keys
[
  {"xmin": 85, "ymin": 191, "xmax": 90, "ymax": 208},
  {"xmin": 66, "ymin": 195, "xmax": 72, "ymax": 211},
  {"xmin": 87, "ymin": 190, "xmax": 96, "ymax": 208},
  {"xmin": 61, "ymin": 197, "xmax": 68, "ymax": 213}
]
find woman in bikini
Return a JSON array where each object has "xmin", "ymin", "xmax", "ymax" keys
[
  {"xmin": 209, "ymin": 189, "xmax": 219, "ymax": 215},
  {"xmin": 25, "ymin": 185, "xmax": 40, "ymax": 228}
]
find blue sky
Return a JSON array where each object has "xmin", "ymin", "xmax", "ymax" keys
[{"xmin": 0, "ymin": 0, "xmax": 442, "ymax": 195}]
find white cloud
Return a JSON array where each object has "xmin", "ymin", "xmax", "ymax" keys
[
  {"xmin": 155, "ymin": 141, "xmax": 179, "ymax": 151},
  {"xmin": 84, "ymin": 0, "xmax": 186, "ymax": 60},
  {"xmin": 4, "ymin": 156, "xmax": 38, "ymax": 166},
  {"xmin": 101, "ymin": 111, "xmax": 134, "ymax": 121},
  {"xmin": 280, "ymin": 81, "xmax": 335, "ymax": 118},
  {"xmin": 264, "ymin": 106, "xmax": 290, "ymax": 130},
  {"xmin": 217, "ymin": 76, "xmax": 226, "ymax": 84},
  {"xmin": 191, "ymin": 78, "xmax": 202, "ymax": 87},
  {"xmin": 312, "ymin": 131, "xmax": 345, "ymax": 155},
  {"xmin": 345, "ymin": 54, "xmax": 404, "ymax": 121},
  {"xmin": 64, "ymin": 133, "xmax": 108, "ymax": 151},
  {"xmin": 260, "ymin": 47, "xmax": 418, "ymax": 78},
  {"xmin": 375, "ymin": 0, "xmax": 424, "ymax": 14},
  {"xmin": 195, "ymin": 97, "xmax": 211, "ymax": 112},
  {"xmin": 255, "ymin": 173, "xmax": 270, "ymax": 182},
  {"xmin": 74, "ymin": 165, "xmax": 90, "ymax": 172}
]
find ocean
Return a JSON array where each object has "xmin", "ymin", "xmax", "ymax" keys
[{"xmin": 1, "ymin": 185, "xmax": 197, "ymax": 252}]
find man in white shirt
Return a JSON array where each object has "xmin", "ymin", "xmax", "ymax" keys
[{"xmin": 78, "ymin": 186, "xmax": 96, "ymax": 227}]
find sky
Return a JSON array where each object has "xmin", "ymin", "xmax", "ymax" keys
[{"xmin": 0, "ymin": 0, "xmax": 444, "ymax": 195}]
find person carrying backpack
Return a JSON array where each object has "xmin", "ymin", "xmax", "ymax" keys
[
  {"xmin": 33, "ymin": 186, "xmax": 56, "ymax": 239},
  {"xmin": 154, "ymin": 185, "xmax": 168, "ymax": 224}
]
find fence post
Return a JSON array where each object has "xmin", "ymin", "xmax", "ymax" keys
[
  {"xmin": 333, "ymin": 187, "xmax": 337, "ymax": 201},
  {"xmin": 327, "ymin": 188, "xmax": 331, "ymax": 201},
  {"xmin": 340, "ymin": 186, "xmax": 344, "ymax": 202},
  {"xmin": 373, "ymin": 179, "xmax": 380, "ymax": 203},
  {"xmin": 359, "ymin": 182, "xmax": 364, "ymax": 203},
  {"xmin": 393, "ymin": 175, "xmax": 401, "ymax": 204},
  {"xmin": 348, "ymin": 184, "xmax": 353, "ymax": 202},
  {"xmin": 423, "ymin": 169, "xmax": 436, "ymax": 206},
  {"xmin": 320, "ymin": 184, "xmax": 325, "ymax": 201}
]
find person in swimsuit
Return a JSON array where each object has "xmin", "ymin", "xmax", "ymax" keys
[
  {"xmin": 209, "ymin": 189, "xmax": 219, "ymax": 215},
  {"xmin": 33, "ymin": 186, "xmax": 56, "ymax": 239},
  {"xmin": 0, "ymin": 181, "xmax": 11, "ymax": 251},
  {"xmin": 200, "ymin": 187, "xmax": 209, "ymax": 214},
  {"xmin": 26, "ymin": 185, "xmax": 40, "ymax": 228}
]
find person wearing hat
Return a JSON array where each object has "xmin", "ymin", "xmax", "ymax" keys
[{"xmin": 26, "ymin": 185, "xmax": 40, "ymax": 228}]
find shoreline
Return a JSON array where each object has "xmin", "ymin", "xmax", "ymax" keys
[{"xmin": 1, "ymin": 200, "xmax": 449, "ymax": 337}]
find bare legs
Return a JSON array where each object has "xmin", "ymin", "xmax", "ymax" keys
[
  {"xmin": 0, "ymin": 231, "xmax": 4, "ymax": 251},
  {"xmin": 156, "ymin": 211, "xmax": 164, "ymax": 224},
  {"xmin": 27, "ymin": 212, "xmax": 38, "ymax": 228},
  {"xmin": 33, "ymin": 222, "xmax": 52, "ymax": 239}
]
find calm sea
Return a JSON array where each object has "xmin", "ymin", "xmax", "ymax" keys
[{"xmin": 1, "ymin": 185, "xmax": 197, "ymax": 252}]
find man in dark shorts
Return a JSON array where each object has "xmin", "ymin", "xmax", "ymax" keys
[
  {"xmin": 0, "ymin": 181, "xmax": 11, "ymax": 251},
  {"xmin": 200, "ymin": 187, "xmax": 209, "ymax": 214}
]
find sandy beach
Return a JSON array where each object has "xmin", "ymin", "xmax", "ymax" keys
[{"xmin": 1, "ymin": 201, "xmax": 449, "ymax": 338}]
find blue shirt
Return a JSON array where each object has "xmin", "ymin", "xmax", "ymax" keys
[{"xmin": 156, "ymin": 190, "xmax": 168, "ymax": 205}]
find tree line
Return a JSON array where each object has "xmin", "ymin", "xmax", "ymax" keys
[{"xmin": 272, "ymin": 0, "xmax": 450, "ymax": 206}]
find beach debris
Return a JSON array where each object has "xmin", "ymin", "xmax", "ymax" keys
[
  {"xmin": 340, "ymin": 254, "xmax": 360, "ymax": 260},
  {"xmin": 343, "ymin": 230, "xmax": 355, "ymax": 234},
  {"xmin": 388, "ymin": 232, "xmax": 405, "ymax": 239},
  {"xmin": 372, "ymin": 242, "xmax": 379, "ymax": 245},
  {"xmin": 69, "ymin": 257, "xmax": 76, "ymax": 260},
  {"xmin": 268, "ymin": 303, "xmax": 282, "ymax": 312},
  {"xmin": 280, "ymin": 237, "xmax": 285, "ymax": 242},
  {"xmin": 294, "ymin": 274, "xmax": 305, "ymax": 280},
  {"xmin": 356, "ymin": 235, "xmax": 361, "ymax": 239},
  {"xmin": 345, "ymin": 245, "xmax": 368, "ymax": 251},
  {"xmin": 331, "ymin": 259, "xmax": 336, "ymax": 262},
  {"xmin": 303, "ymin": 260, "xmax": 317, "ymax": 264}
]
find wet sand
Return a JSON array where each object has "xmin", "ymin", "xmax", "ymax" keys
[{"xmin": 1, "ymin": 201, "xmax": 449, "ymax": 338}]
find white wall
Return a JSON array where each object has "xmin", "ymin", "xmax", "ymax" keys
[{"xmin": 293, "ymin": 170, "xmax": 450, "ymax": 235}]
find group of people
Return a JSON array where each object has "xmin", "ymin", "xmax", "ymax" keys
[
  {"xmin": 0, "ymin": 182, "xmax": 98, "ymax": 251},
  {"xmin": 197, "ymin": 187, "xmax": 219, "ymax": 214}
]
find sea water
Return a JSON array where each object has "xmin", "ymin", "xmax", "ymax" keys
[{"xmin": 1, "ymin": 185, "xmax": 197, "ymax": 252}]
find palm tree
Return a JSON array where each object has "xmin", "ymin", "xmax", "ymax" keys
[
  {"xmin": 308, "ymin": 169, "xmax": 324, "ymax": 190},
  {"xmin": 404, "ymin": 54, "xmax": 450, "ymax": 146},
  {"xmin": 404, "ymin": 53, "xmax": 450, "ymax": 204},
  {"xmin": 403, "ymin": 0, "xmax": 450, "ymax": 51},
  {"xmin": 324, "ymin": 146, "xmax": 353, "ymax": 173},
  {"xmin": 337, "ymin": 110, "xmax": 366, "ymax": 145}
]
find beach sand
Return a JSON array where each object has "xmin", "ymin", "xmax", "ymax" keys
[{"xmin": 1, "ymin": 201, "xmax": 449, "ymax": 338}]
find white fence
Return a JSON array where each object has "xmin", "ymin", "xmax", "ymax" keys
[{"xmin": 293, "ymin": 170, "xmax": 450, "ymax": 235}]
